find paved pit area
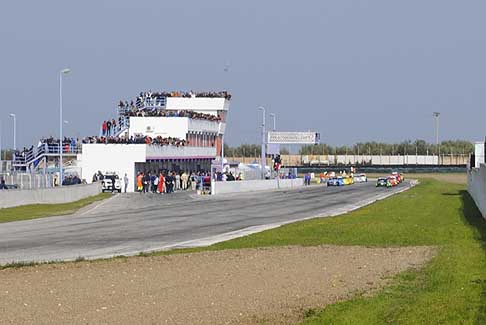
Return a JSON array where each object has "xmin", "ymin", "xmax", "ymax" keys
[
  {"xmin": 0, "ymin": 182, "xmax": 411, "ymax": 264},
  {"xmin": 0, "ymin": 245, "xmax": 435, "ymax": 325}
]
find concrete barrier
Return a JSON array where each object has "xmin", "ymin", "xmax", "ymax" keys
[
  {"xmin": 467, "ymin": 164, "xmax": 486, "ymax": 219},
  {"xmin": 213, "ymin": 178, "xmax": 304, "ymax": 195},
  {"xmin": 0, "ymin": 183, "xmax": 102, "ymax": 209}
]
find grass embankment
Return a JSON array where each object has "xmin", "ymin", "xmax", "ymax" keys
[
  {"xmin": 0, "ymin": 193, "xmax": 111, "ymax": 224},
  {"xmin": 154, "ymin": 178, "xmax": 486, "ymax": 324}
]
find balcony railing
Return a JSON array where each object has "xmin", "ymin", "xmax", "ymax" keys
[
  {"xmin": 146, "ymin": 145, "xmax": 216, "ymax": 160},
  {"xmin": 13, "ymin": 143, "xmax": 82, "ymax": 166}
]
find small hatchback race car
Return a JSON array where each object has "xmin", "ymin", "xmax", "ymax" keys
[
  {"xmin": 102, "ymin": 173, "xmax": 122, "ymax": 193},
  {"xmin": 327, "ymin": 177, "xmax": 344, "ymax": 186}
]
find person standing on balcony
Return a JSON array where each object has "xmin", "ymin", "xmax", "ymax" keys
[
  {"xmin": 106, "ymin": 120, "xmax": 112, "ymax": 136},
  {"xmin": 70, "ymin": 138, "xmax": 76, "ymax": 152}
]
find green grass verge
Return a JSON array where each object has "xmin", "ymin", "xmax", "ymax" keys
[
  {"xmin": 0, "ymin": 193, "xmax": 111, "ymax": 224},
  {"xmin": 150, "ymin": 179, "xmax": 486, "ymax": 324}
]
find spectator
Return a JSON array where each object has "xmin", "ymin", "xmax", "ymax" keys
[
  {"xmin": 106, "ymin": 120, "xmax": 112, "ymax": 136},
  {"xmin": 137, "ymin": 172, "xmax": 143, "ymax": 193},
  {"xmin": 0, "ymin": 178, "xmax": 7, "ymax": 190},
  {"xmin": 158, "ymin": 172, "xmax": 165, "ymax": 193},
  {"xmin": 143, "ymin": 172, "xmax": 150, "ymax": 193},
  {"xmin": 123, "ymin": 173, "xmax": 129, "ymax": 193}
]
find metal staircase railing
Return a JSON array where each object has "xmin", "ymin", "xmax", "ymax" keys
[{"xmin": 13, "ymin": 143, "xmax": 82, "ymax": 168}]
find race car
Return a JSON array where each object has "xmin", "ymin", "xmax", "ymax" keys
[
  {"xmin": 343, "ymin": 175, "xmax": 354, "ymax": 185},
  {"xmin": 327, "ymin": 177, "xmax": 344, "ymax": 186},
  {"xmin": 391, "ymin": 172, "xmax": 404, "ymax": 183},
  {"xmin": 376, "ymin": 177, "xmax": 389, "ymax": 187},
  {"xmin": 102, "ymin": 172, "xmax": 122, "ymax": 193},
  {"xmin": 353, "ymin": 173, "xmax": 368, "ymax": 183},
  {"xmin": 376, "ymin": 176, "xmax": 399, "ymax": 188},
  {"xmin": 387, "ymin": 175, "xmax": 399, "ymax": 187}
]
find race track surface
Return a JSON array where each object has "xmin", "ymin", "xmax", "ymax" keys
[{"xmin": 0, "ymin": 182, "xmax": 410, "ymax": 265}]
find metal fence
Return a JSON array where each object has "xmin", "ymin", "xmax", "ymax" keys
[
  {"xmin": 0, "ymin": 173, "xmax": 55, "ymax": 190},
  {"xmin": 0, "ymin": 160, "xmax": 12, "ymax": 173}
]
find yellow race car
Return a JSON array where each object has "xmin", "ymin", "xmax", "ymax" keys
[{"xmin": 342, "ymin": 175, "xmax": 354, "ymax": 185}]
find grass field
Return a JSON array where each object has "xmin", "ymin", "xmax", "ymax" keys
[
  {"xmin": 0, "ymin": 193, "xmax": 111, "ymax": 224},
  {"xmin": 367, "ymin": 172, "xmax": 467, "ymax": 185},
  {"xmin": 151, "ymin": 178, "xmax": 485, "ymax": 324}
]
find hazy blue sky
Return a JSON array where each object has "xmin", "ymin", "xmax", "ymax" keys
[{"xmin": 1, "ymin": 1, "xmax": 485, "ymax": 148}]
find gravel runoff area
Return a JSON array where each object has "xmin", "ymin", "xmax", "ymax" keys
[{"xmin": 0, "ymin": 245, "xmax": 435, "ymax": 325}]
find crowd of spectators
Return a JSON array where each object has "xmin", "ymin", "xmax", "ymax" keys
[
  {"xmin": 82, "ymin": 135, "xmax": 187, "ymax": 147},
  {"xmin": 118, "ymin": 90, "xmax": 231, "ymax": 110},
  {"xmin": 16, "ymin": 134, "xmax": 188, "ymax": 163},
  {"xmin": 39, "ymin": 137, "xmax": 78, "ymax": 147},
  {"xmin": 62, "ymin": 174, "xmax": 82, "ymax": 186},
  {"xmin": 122, "ymin": 108, "xmax": 221, "ymax": 121},
  {"xmin": 136, "ymin": 170, "xmax": 211, "ymax": 194},
  {"xmin": 101, "ymin": 118, "xmax": 124, "ymax": 136},
  {"xmin": 38, "ymin": 137, "xmax": 80, "ymax": 154},
  {"xmin": 14, "ymin": 146, "xmax": 34, "ymax": 160}
]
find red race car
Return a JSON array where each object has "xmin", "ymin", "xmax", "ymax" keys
[
  {"xmin": 387, "ymin": 176, "xmax": 399, "ymax": 187},
  {"xmin": 391, "ymin": 172, "xmax": 403, "ymax": 183}
]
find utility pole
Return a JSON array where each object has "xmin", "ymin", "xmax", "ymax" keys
[
  {"xmin": 258, "ymin": 106, "xmax": 266, "ymax": 179},
  {"xmin": 433, "ymin": 112, "xmax": 440, "ymax": 164},
  {"xmin": 9, "ymin": 114, "xmax": 16, "ymax": 151},
  {"xmin": 59, "ymin": 68, "xmax": 71, "ymax": 186}
]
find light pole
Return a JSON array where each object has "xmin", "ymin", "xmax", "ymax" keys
[
  {"xmin": 59, "ymin": 68, "xmax": 71, "ymax": 186},
  {"xmin": 9, "ymin": 113, "xmax": 16, "ymax": 151},
  {"xmin": 269, "ymin": 113, "xmax": 276, "ymax": 131},
  {"xmin": 433, "ymin": 112, "xmax": 440, "ymax": 164},
  {"xmin": 258, "ymin": 106, "xmax": 266, "ymax": 179}
]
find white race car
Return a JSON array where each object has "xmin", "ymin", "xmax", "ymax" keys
[
  {"xmin": 101, "ymin": 172, "xmax": 122, "ymax": 193},
  {"xmin": 353, "ymin": 173, "xmax": 368, "ymax": 183}
]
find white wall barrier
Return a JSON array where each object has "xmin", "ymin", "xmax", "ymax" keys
[
  {"xmin": 468, "ymin": 165, "xmax": 486, "ymax": 219},
  {"xmin": 213, "ymin": 178, "xmax": 304, "ymax": 195},
  {"xmin": 0, "ymin": 183, "xmax": 102, "ymax": 209}
]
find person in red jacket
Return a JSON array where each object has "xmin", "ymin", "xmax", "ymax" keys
[
  {"xmin": 158, "ymin": 172, "xmax": 165, "ymax": 193},
  {"xmin": 102, "ymin": 120, "xmax": 107, "ymax": 136}
]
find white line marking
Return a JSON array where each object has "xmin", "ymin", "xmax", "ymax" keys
[{"xmin": 78, "ymin": 194, "xmax": 119, "ymax": 216}]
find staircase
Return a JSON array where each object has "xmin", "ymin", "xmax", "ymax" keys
[{"xmin": 13, "ymin": 143, "xmax": 81, "ymax": 172}]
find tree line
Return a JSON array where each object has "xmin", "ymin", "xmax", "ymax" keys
[
  {"xmin": 223, "ymin": 144, "xmax": 289, "ymax": 157},
  {"xmin": 224, "ymin": 140, "xmax": 474, "ymax": 157}
]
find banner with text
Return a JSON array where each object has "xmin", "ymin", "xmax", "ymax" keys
[{"xmin": 267, "ymin": 131, "xmax": 320, "ymax": 144}]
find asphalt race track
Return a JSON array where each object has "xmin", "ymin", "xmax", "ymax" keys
[{"xmin": 0, "ymin": 182, "xmax": 411, "ymax": 265}]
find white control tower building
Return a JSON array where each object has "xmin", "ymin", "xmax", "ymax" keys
[{"xmin": 80, "ymin": 91, "xmax": 231, "ymax": 191}]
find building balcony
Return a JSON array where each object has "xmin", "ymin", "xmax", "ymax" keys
[{"xmin": 145, "ymin": 145, "xmax": 217, "ymax": 160}]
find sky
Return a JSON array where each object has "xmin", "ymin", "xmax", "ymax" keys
[{"xmin": 0, "ymin": 0, "xmax": 485, "ymax": 149}]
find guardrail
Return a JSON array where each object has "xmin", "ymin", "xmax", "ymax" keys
[
  {"xmin": 468, "ymin": 164, "xmax": 486, "ymax": 219},
  {"xmin": 0, "ymin": 182, "xmax": 102, "ymax": 209}
]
